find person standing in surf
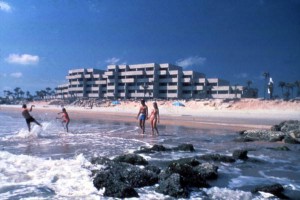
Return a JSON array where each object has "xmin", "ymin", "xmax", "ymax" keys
[
  {"xmin": 21, "ymin": 104, "xmax": 42, "ymax": 132},
  {"xmin": 149, "ymin": 101, "xmax": 160, "ymax": 135},
  {"xmin": 57, "ymin": 108, "xmax": 70, "ymax": 132},
  {"xmin": 136, "ymin": 99, "xmax": 148, "ymax": 134}
]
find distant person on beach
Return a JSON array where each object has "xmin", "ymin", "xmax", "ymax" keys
[
  {"xmin": 21, "ymin": 104, "xmax": 42, "ymax": 132},
  {"xmin": 149, "ymin": 101, "xmax": 160, "ymax": 135},
  {"xmin": 57, "ymin": 108, "xmax": 70, "ymax": 132},
  {"xmin": 136, "ymin": 99, "xmax": 148, "ymax": 134}
]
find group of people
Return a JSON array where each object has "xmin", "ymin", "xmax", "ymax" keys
[
  {"xmin": 137, "ymin": 99, "xmax": 160, "ymax": 135},
  {"xmin": 22, "ymin": 104, "xmax": 70, "ymax": 132},
  {"xmin": 21, "ymin": 99, "xmax": 159, "ymax": 135}
]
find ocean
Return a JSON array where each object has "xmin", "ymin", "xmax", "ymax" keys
[{"xmin": 0, "ymin": 109, "xmax": 300, "ymax": 199}]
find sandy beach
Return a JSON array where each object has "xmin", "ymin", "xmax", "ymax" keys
[{"xmin": 2, "ymin": 99, "xmax": 299, "ymax": 131}]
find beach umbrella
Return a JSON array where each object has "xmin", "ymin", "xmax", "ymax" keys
[
  {"xmin": 172, "ymin": 101, "xmax": 185, "ymax": 107},
  {"xmin": 111, "ymin": 100, "xmax": 121, "ymax": 105}
]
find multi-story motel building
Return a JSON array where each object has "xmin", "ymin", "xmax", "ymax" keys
[{"xmin": 55, "ymin": 63, "xmax": 257, "ymax": 100}]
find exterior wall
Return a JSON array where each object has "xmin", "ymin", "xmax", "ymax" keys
[{"xmin": 55, "ymin": 63, "xmax": 256, "ymax": 100}]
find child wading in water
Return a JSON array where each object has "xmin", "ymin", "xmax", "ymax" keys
[
  {"xmin": 57, "ymin": 108, "xmax": 70, "ymax": 132},
  {"xmin": 21, "ymin": 104, "xmax": 42, "ymax": 132},
  {"xmin": 149, "ymin": 102, "xmax": 160, "ymax": 135},
  {"xmin": 136, "ymin": 99, "xmax": 148, "ymax": 134}
]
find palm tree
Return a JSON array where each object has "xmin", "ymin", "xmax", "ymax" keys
[
  {"xmin": 286, "ymin": 83, "xmax": 295, "ymax": 98},
  {"xmin": 14, "ymin": 87, "xmax": 21, "ymax": 99},
  {"xmin": 295, "ymin": 81, "xmax": 300, "ymax": 97},
  {"xmin": 262, "ymin": 72, "xmax": 270, "ymax": 99},
  {"xmin": 45, "ymin": 87, "xmax": 52, "ymax": 99},
  {"xmin": 278, "ymin": 81, "xmax": 286, "ymax": 98},
  {"xmin": 246, "ymin": 80, "xmax": 252, "ymax": 88}
]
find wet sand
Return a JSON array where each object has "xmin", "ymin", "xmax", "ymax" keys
[{"xmin": 2, "ymin": 104, "xmax": 296, "ymax": 131}]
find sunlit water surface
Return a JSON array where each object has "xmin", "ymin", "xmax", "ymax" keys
[{"xmin": 1, "ymin": 110, "xmax": 300, "ymax": 199}]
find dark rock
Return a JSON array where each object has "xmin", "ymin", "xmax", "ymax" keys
[
  {"xmin": 144, "ymin": 165, "xmax": 161, "ymax": 174},
  {"xmin": 194, "ymin": 163, "xmax": 218, "ymax": 180},
  {"xmin": 123, "ymin": 167, "xmax": 159, "ymax": 187},
  {"xmin": 169, "ymin": 157, "xmax": 200, "ymax": 167},
  {"xmin": 113, "ymin": 153, "xmax": 148, "ymax": 165},
  {"xmin": 156, "ymin": 173, "xmax": 189, "ymax": 198},
  {"xmin": 237, "ymin": 130, "xmax": 246, "ymax": 135},
  {"xmin": 271, "ymin": 125, "xmax": 281, "ymax": 131},
  {"xmin": 198, "ymin": 154, "xmax": 235, "ymax": 163},
  {"xmin": 93, "ymin": 158, "xmax": 158, "ymax": 198},
  {"xmin": 280, "ymin": 120, "xmax": 300, "ymax": 132},
  {"xmin": 173, "ymin": 144, "xmax": 195, "ymax": 152},
  {"xmin": 289, "ymin": 129, "xmax": 300, "ymax": 139},
  {"xmin": 152, "ymin": 144, "xmax": 170, "ymax": 151},
  {"xmin": 134, "ymin": 144, "xmax": 171, "ymax": 154},
  {"xmin": 252, "ymin": 183, "xmax": 288, "ymax": 199},
  {"xmin": 166, "ymin": 162, "xmax": 208, "ymax": 188},
  {"xmin": 283, "ymin": 135, "xmax": 300, "ymax": 144},
  {"xmin": 240, "ymin": 130, "xmax": 286, "ymax": 142},
  {"xmin": 90, "ymin": 156, "xmax": 114, "ymax": 166},
  {"xmin": 93, "ymin": 165, "xmax": 139, "ymax": 198},
  {"xmin": 234, "ymin": 137, "xmax": 255, "ymax": 142},
  {"xmin": 232, "ymin": 150, "xmax": 248, "ymax": 160},
  {"xmin": 267, "ymin": 146, "xmax": 290, "ymax": 151}
]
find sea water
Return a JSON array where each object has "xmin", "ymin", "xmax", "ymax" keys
[{"xmin": 0, "ymin": 110, "xmax": 300, "ymax": 200}]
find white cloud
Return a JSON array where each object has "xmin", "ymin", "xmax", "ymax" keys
[
  {"xmin": 176, "ymin": 56, "xmax": 206, "ymax": 68},
  {"xmin": 105, "ymin": 57, "xmax": 121, "ymax": 65},
  {"xmin": 0, "ymin": 1, "xmax": 12, "ymax": 12},
  {"xmin": 235, "ymin": 73, "xmax": 248, "ymax": 79},
  {"xmin": 10, "ymin": 72, "xmax": 23, "ymax": 78},
  {"xmin": 5, "ymin": 54, "xmax": 39, "ymax": 65}
]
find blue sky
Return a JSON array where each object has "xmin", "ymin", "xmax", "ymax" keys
[{"xmin": 1, "ymin": 0, "xmax": 299, "ymax": 97}]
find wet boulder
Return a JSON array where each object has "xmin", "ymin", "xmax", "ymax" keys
[
  {"xmin": 197, "ymin": 154, "xmax": 235, "ymax": 163},
  {"xmin": 172, "ymin": 144, "xmax": 195, "ymax": 152},
  {"xmin": 93, "ymin": 157, "xmax": 158, "ymax": 198},
  {"xmin": 238, "ymin": 130, "xmax": 286, "ymax": 142},
  {"xmin": 279, "ymin": 120, "xmax": 300, "ymax": 133},
  {"xmin": 113, "ymin": 153, "xmax": 148, "ymax": 165},
  {"xmin": 169, "ymin": 157, "xmax": 200, "ymax": 167},
  {"xmin": 165, "ymin": 162, "xmax": 208, "ymax": 188},
  {"xmin": 93, "ymin": 163, "xmax": 139, "ymax": 198},
  {"xmin": 134, "ymin": 144, "xmax": 171, "ymax": 154},
  {"xmin": 232, "ymin": 150, "xmax": 248, "ymax": 160},
  {"xmin": 156, "ymin": 173, "xmax": 189, "ymax": 198},
  {"xmin": 252, "ymin": 183, "xmax": 288, "ymax": 199},
  {"xmin": 283, "ymin": 135, "xmax": 300, "ymax": 144},
  {"xmin": 194, "ymin": 162, "xmax": 218, "ymax": 180},
  {"xmin": 144, "ymin": 165, "xmax": 161, "ymax": 174}
]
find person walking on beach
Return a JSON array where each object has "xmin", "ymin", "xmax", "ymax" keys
[
  {"xmin": 57, "ymin": 108, "xmax": 70, "ymax": 132},
  {"xmin": 136, "ymin": 99, "xmax": 148, "ymax": 134},
  {"xmin": 149, "ymin": 101, "xmax": 160, "ymax": 135},
  {"xmin": 21, "ymin": 104, "xmax": 42, "ymax": 132}
]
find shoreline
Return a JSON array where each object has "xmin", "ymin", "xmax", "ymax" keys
[{"xmin": 2, "ymin": 99, "xmax": 299, "ymax": 131}]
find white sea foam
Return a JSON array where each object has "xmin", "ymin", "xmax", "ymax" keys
[
  {"xmin": 0, "ymin": 151, "xmax": 102, "ymax": 199},
  {"xmin": 203, "ymin": 187, "xmax": 268, "ymax": 200}
]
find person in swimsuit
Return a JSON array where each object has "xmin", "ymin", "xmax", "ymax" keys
[
  {"xmin": 21, "ymin": 104, "xmax": 42, "ymax": 132},
  {"xmin": 136, "ymin": 99, "xmax": 148, "ymax": 134},
  {"xmin": 149, "ymin": 101, "xmax": 160, "ymax": 135},
  {"xmin": 57, "ymin": 108, "xmax": 70, "ymax": 132}
]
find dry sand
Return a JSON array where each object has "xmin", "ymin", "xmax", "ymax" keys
[{"xmin": 1, "ymin": 99, "xmax": 300, "ymax": 131}]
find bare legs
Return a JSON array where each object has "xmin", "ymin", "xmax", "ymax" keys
[
  {"xmin": 150, "ymin": 118, "xmax": 159, "ymax": 135},
  {"xmin": 139, "ymin": 119, "xmax": 145, "ymax": 134}
]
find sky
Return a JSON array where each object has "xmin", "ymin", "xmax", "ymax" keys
[{"xmin": 1, "ymin": 0, "xmax": 300, "ymax": 98}]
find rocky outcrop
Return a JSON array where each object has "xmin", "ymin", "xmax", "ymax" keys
[
  {"xmin": 237, "ymin": 120, "xmax": 300, "ymax": 144},
  {"xmin": 252, "ymin": 183, "xmax": 288, "ymax": 199},
  {"xmin": 197, "ymin": 153, "xmax": 235, "ymax": 163},
  {"xmin": 113, "ymin": 153, "xmax": 148, "ymax": 165},
  {"xmin": 232, "ymin": 149, "xmax": 248, "ymax": 160},
  {"xmin": 134, "ymin": 143, "xmax": 195, "ymax": 154},
  {"xmin": 92, "ymin": 157, "xmax": 158, "ymax": 198}
]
